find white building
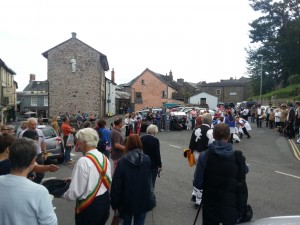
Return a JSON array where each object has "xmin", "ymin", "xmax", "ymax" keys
[{"xmin": 189, "ymin": 92, "xmax": 218, "ymax": 109}]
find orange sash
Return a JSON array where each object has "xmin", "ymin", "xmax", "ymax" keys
[{"xmin": 75, "ymin": 153, "xmax": 111, "ymax": 214}]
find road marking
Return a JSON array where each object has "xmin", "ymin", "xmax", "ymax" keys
[
  {"xmin": 169, "ymin": 144, "xmax": 181, "ymax": 149},
  {"xmin": 275, "ymin": 171, "xmax": 300, "ymax": 179},
  {"xmin": 71, "ymin": 153, "xmax": 76, "ymax": 157},
  {"xmin": 288, "ymin": 139, "xmax": 300, "ymax": 160}
]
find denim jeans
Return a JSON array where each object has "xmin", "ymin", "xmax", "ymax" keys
[
  {"xmin": 122, "ymin": 213, "xmax": 146, "ymax": 225},
  {"xmin": 63, "ymin": 136, "xmax": 72, "ymax": 162}
]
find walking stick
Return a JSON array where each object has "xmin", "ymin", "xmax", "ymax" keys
[{"xmin": 192, "ymin": 201, "xmax": 203, "ymax": 225}]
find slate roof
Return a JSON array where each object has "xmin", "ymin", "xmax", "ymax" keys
[
  {"xmin": 42, "ymin": 34, "xmax": 109, "ymax": 71},
  {"xmin": 23, "ymin": 81, "xmax": 48, "ymax": 92},
  {"xmin": 0, "ymin": 58, "xmax": 16, "ymax": 75},
  {"xmin": 198, "ymin": 77, "xmax": 250, "ymax": 87}
]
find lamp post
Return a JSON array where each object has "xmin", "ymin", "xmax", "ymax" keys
[{"xmin": 257, "ymin": 54, "xmax": 263, "ymax": 104}]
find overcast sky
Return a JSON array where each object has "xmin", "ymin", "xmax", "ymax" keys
[{"xmin": 1, "ymin": 0, "xmax": 257, "ymax": 91}]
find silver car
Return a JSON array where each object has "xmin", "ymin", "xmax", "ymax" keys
[
  {"xmin": 37, "ymin": 125, "xmax": 64, "ymax": 163},
  {"xmin": 241, "ymin": 216, "xmax": 300, "ymax": 224}
]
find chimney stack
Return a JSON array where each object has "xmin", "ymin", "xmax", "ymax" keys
[
  {"xmin": 30, "ymin": 74, "xmax": 36, "ymax": 82},
  {"xmin": 71, "ymin": 32, "xmax": 77, "ymax": 39},
  {"xmin": 169, "ymin": 70, "xmax": 173, "ymax": 81},
  {"xmin": 111, "ymin": 68, "xmax": 115, "ymax": 83}
]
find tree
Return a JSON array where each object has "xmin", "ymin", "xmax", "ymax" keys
[{"xmin": 247, "ymin": 0, "xmax": 300, "ymax": 95}]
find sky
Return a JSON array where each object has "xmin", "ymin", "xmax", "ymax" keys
[{"xmin": 1, "ymin": 0, "xmax": 258, "ymax": 91}]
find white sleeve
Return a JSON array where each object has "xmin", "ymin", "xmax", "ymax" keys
[
  {"xmin": 206, "ymin": 129, "xmax": 214, "ymax": 144},
  {"xmin": 63, "ymin": 159, "xmax": 89, "ymax": 200}
]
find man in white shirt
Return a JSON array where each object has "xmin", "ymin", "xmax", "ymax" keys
[
  {"xmin": 19, "ymin": 117, "xmax": 47, "ymax": 183},
  {"xmin": 0, "ymin": 138, "xmax": 57, "ymax": 225},
  {"xmin": 63, "ymin": 128, "xmax": 112, "ymax": 225}
]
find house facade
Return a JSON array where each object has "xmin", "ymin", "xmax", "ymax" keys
[
  {"xmin": 121, "ymin": 68, "xmax": 183, "ymax": 111},
  {"xmin": 196, "ymin": 77, "xmax": 251, "ymax": 104},
  {"xmin": 17, "ymin": 74, "xmax": 48, "ymax": 118},
  {"xmin": 189, "ymin": 92, "xmax": 218, "ymax": 109},
  {"xmin": 0, "ymin": 58, "xmax": 17, "ymax": 123},
  {"xmin": 42, "ymin": 32, "xmax": 109, "ymax": 118}
]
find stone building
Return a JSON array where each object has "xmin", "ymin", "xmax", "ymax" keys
[
  {"xmin": 17, "ymin": 74, "xmax": 48, "ymax": 118},
  {"xmin": 0, "ymin": 58, "xmax": 17, "ymax": 123},
  {"xmin": 42, "ymin": 32, "xmax": 109, "ymax": 118},
  {"xmin": 196, "ymin": 77, "xmax": 251, "ymax": 104}
]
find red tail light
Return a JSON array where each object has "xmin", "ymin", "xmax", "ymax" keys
[{"xmin": 56, "ymin": 137, "xmax": 62, "ymax": 145}]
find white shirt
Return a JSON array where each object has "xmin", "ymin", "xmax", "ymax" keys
[{"xmin": 63, "ymin": 149, "xmax": 112, "ymax": 201}]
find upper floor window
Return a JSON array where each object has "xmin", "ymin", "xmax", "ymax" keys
[
  {"xmin": 31, "ymin": 96, "xmax": 37, "ymax": 106},
  {"xmin": 135, "ymin": 92, "xmax": 142, "ymax": 99},
  {"xmin": 216, "ymin": 89, "xmax": 221, "ymax": 95},
  {"xmin": 162, "ymin": 91, "xmax": 167, "ymax": 98},
  {"xmin": 44, "ymin": 96, "xmax": 48, "ymax": 106},
  {"xmin": 141, "ymin": 80, "xmax": 145, "ymax": 85}
]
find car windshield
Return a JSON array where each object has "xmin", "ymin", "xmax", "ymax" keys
[{"xmin": 41, "ymin": 127, "xmax": 56, "ymax": 139}]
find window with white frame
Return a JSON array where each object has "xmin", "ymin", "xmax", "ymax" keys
[
  {"xmin": 31, "ymin": 96, "xmax": 37, "ymax": 106},
  {"xmin": 216, "ymin": 89, "xmax": 221, "ymax": 95},
  {"xmin": 44, "ymin": 96, "xmax": 48, "ymax": 106},
  {"xmin": 162, "ymin": 91, "xmax": 167, "ymax": 98}
]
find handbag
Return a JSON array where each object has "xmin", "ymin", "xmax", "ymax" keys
[
  {"xmin": 66, "ymin": 134, "xmax": 74, "ymax": 147},
  {"xmin": 237, "ymin": 204, "xmax": 253, "ymax": 224},
  {"xmin": 183, "ymin": 148, "xmax": 196, "ymax": 167}
]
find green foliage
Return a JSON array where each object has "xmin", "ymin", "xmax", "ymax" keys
[
  {"xmin": 261, "ymin": 83, "xmax": 300, "ymax": 100},
  {"xmin": 247, "ymin": 0, "xmax": 300, "ymax": 95}
]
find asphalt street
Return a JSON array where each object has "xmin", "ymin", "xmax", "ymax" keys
[{"xmin": 45, "ymin": 119, "xmax": 300, "ymax": 225}]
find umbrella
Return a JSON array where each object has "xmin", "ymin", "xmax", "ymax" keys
[{"xmin": 24, "ymin": 111, "xmax": 37, "ymax": 115}]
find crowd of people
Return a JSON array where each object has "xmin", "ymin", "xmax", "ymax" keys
[{"xmin": 0, "ymin": 100, "xmax": 299, "ymax": 225}]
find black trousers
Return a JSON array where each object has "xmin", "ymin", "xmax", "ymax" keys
[
  {"xmin": 75, "ymin": 191, "xmax": 110, "ymax": 225},
  {"xmin": 202, "ymin": 206, "xmax": 238, "ymax": 225}
]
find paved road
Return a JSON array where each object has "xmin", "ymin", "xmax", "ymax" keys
[{"xmin": 45, "ymin": 120, "xmax": 300, "ymax": 225}]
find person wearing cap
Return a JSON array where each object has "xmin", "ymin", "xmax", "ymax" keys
[
  {"xmin": 280, "ymin": 104, "xmax": 288, "ymax": 135},
  {"xmin": 19, "ymin": 117, "xmax": 47, "ymax": 183},
  {"xmin": 63, "ymin": 128, "xmax": 111, "ymax": 225},
  {"xmin": 0, "ymin": 138, "xmax": 57, "ymax": 225},
  {"xmin": 188, "ymin": 113, "xmax": 214, "ymax": 208},
  {"xmin": 110, "ymin": 117, "xmax": 125, "ymax": 169}
]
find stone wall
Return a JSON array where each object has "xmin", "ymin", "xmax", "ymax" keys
[{"xmin": 47, "ymin": 39, "xmax": 105, "ymax": 117}]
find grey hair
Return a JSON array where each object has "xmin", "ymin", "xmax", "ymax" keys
[
  {"xmin": 146, "ymin": 124, "xmax": 158, "ymax": 135},
  {"xmin": 27, "ymin": 117, "xmax": 38, "ymax": 124},
  {"xmin": 76, "ymin": 128, "xmax": 99, "ymax": 147},
  {"xmin": 202, "ymin": 113, "xmax": 212, "ymax": 125},
  {"xmin": 20, "ymin": 121, "xmax": 28, "ymax": 129}
]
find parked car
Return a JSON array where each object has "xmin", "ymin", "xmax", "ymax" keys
[
  {"xmin": 37, "ymin": 125, "xmax": 64, "ymax": 163},
  {"xmin": 138, "ymin": 108, "xmax": 162, "ymax": 132}
]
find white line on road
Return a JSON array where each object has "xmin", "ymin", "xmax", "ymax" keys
[
  {"xmin": 275, "ymin": 171, "xmax": 300, "ymax": 179},
  {"xmin": 71, "ymin": 153, "xmax": 76, "ymax": 157},
  {"xmin": 169, "ymin": 145, "xmax": 181, "ymax": 149}
]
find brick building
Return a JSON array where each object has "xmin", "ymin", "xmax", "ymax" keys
[
  {"xmin": 42, "ymin": 32, "xmax": 109, "ymax": 118},
  {"xmin": 121, "ymin": 68, "xmax": 184, "ymax": 111}
]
